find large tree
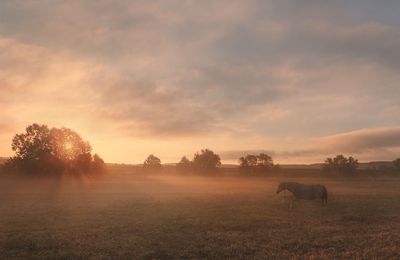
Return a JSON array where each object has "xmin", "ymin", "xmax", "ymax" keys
[
  {"xmin": 143, "ymin": 154, "xmax": 162, "ymax": 170},
  {"xmin": 4, "ymin": 123, "xmax": 106, "ymax": 175},
  {"xmin": 192, "ymin": 149, "xmax": 221, "ymax": 171}
]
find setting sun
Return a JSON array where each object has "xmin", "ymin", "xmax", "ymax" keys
[{"xmin": 64, "ymin": 142, "xmax": 73, "ymax": 151}]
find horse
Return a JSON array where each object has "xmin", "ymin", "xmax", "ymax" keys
[{"xmin": 276, "ymin": 182, "xmax": 328, "ymax": 205}]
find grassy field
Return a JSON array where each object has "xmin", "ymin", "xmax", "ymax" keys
[{"xmin": 1, "ymin": 171, "xmax": 400, "ymax": 259}]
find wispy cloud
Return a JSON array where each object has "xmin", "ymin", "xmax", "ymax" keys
[
  {"xmin": 221, "ymin": 126, "xmax": 400, "ymax": 163},
  {"xmin": 1, "ymin": 1, "xmax": 400, "ymax": 163},
  {"xmin": 312, "ymin": 127, "xmax": 400, "ymax": 153}
]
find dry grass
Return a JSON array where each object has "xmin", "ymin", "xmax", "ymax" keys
[{"xmin": 1, "ymin": 172, "xmax": 400, "ymax": 259}]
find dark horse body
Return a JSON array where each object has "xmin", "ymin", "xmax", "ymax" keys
[{"xmin": 276, "ymin": 182, "xmax": 328, "ymax": 204}]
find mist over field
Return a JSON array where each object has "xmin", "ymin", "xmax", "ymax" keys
[
  {"xmin": 2, "ymin": 0, "xmax": 400, "ymax": 259},
  {"xmin": 1, "ymin": 167, "xmax": 400, "ymax": 259}
]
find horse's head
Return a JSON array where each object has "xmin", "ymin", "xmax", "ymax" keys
[{"xmin": 276, "ymin": 182, "xmax": 286, "ymax": 194}]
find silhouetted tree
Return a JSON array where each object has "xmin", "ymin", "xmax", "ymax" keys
[
  {"xmin": 239, "ymin": 155, "xmax": 257, "ymax": 167},
  {"xmin": 257, "ymin": 153, "xmax": 274, "ymax": 170},
  {"xmin": 3, "ymin": 123, "xmax": 106, "ymax": 175},
  {"xmin": 176, "ymin": 156, "xmax": 192, "ymax": 172},
  {"xmin": 239, "ymin": 154, "xmax": 256, "ymax": 173},
  {"xmin": 192, "ymin": 149, "xmax": 221, "ymax": 172},
  {"xmin": 323, "ymin": 154, "xmax": 358, "ymax": 174},
  {"xmin": 143, "ymin": 154, "xmax": 162, "ymax": 171},
  {"xmin": 247, "ymin": 155, "xmax": 258, "ymax": 167},
  {"xmin": 239, "ymin": 153, "xmax": 274, "ymax": 173},
  {"xmin": 239, "ymin": 156, "xmax": 249, "ymax": 168},
  {"xmin": 92, "ymin": 154, "xmax": 107, "ymax": 173}
]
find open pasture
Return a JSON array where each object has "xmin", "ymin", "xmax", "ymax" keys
[{"xmin": 1, "ymin": 172, "xmax": 400, "ymax": 259}]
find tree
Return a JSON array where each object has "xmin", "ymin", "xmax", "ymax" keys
[
  {"xmin": 192, "ymin": 149, "xmax": 221, "ymax": 172},
  {"xmin": 176, "ymin": 156, "xmax": 192, "ymax": 172},
  {"xmin": 347, "ymin": 156, "xmax": 358, "ymax": 173},
  {"xmin": 239, "ymin": 156, "xmax": 248, "ymax": 168},
  {"xmin": 239, "ymin": 153, "xmax": 274, "ymax": 173},
  {"xmin": 239, "ymin": 155, "xmax": 257, "ymax": 167},
  {"xmin": 143, "ymin": 154, "xmax": 162, "ymax": 171},
  {"xmin": 257, "ymin": 153, "xmax": 274, "ymax": 170},
  {"xmin": 4, "ymin": 123, "xmax": 106, "ymax": 175},
  {"xmin": 323, "ymin": 154, "xmax": 359, "ymax": 174},
  {"xmin": 92, "ymin": 154, "xmax": 107, "ymax": 173}
]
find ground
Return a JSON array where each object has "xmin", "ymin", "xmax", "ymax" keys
[{"xmin": 1, "ymin": 171, "xmax": 400, "ymax": 259}]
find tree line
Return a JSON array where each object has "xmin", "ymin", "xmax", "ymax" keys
[
  {"xmin": 1, "ymin": 123, "xmax": 400, "ymax": 176},
  {"xmin": 144, "ymin": 149, "xmax": 221, "ymax": 173},
  {"xmin": 143, "ymin": 153, "xmax": 400, "ymax": 175}
]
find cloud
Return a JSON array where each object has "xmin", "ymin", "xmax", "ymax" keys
[
  {"xmin": 311, "ymin": 127, "xmax": 400, "ymax": 153},
  {"xmin": 1, "ymin": 1, "xmax": 400, "ymax": 162},
  {"xmin": 221, "ymin": 126, "xmax": 400, "ymax": 163}
]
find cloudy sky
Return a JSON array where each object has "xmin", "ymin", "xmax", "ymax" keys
[{"xmin": 1, "ymin": 0, "xmax": 400, "ymax": 164}]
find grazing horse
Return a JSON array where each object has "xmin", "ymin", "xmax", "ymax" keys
[{"xmin": 276, "ymin": 182, "xmax": 328, "ymax": 205}]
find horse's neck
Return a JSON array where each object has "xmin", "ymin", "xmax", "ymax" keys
[{"xmin": 286, "ymin": 184, "xmax": 297, "ymax": 193}]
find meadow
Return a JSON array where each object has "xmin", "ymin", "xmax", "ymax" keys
[{"xmin": 1, "ymin": 168, "xmax": 400, "ymax": 259}]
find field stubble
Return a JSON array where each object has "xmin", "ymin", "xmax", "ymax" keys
[{"xmin": 0, "ymin": 172, "xmax": 400, "ymax": 259}]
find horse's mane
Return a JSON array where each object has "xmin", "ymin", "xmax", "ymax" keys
[{"xmin": 281, "ymin": 182, "xmax": 301, "ymax": 186}]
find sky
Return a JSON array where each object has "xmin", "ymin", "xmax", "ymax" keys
[{"xmin": 1, "ymin": 0, "xmax": 400, "ymax": 164}]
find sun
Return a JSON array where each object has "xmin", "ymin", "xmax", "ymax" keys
[{"xmin": 64, "ymin": 142, "xmax": 73, "ymax": 151}]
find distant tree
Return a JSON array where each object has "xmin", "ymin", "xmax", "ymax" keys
[
  {"xmin": 143, "ymin": 154, "xmax": 162, "ymax": 170},
  {"xmin": 257, "ymin": 153, "xmax": 274, "ymax": 170},
  {"xmin": 347, "ymin": 156, "xmax": 359, "ymax": 173},
  {"xmin": 239, "ymin": 155, "xmax": 257, "ymax": 168},
  {"xmin": 323, "ymin": 154, "xmax": 359, "ymax": 174},
  {"xmin": 192, "ymin": 149, "xmax": 221, "ymax": 172},
  {"xmin": 4, "ymin": 123, "xmax": 106, "ymax": 175},
  {"xmin": 238, "ymin": 156, "xmax": 249, "ymax": 168},
  {"xmin": 239, "ymin": 153, "xmax": 274, "ymax": 173},
  {"xmin": 247, "ymin": 155, "xmax": 258, "ymax": 167},
  {"xmin": 92, "ymin": 154, "xmax": 107, "ymax": 173},
  {"xmin": 394, "ymin": 158, "xmax": 400, "ymax": 172},
  {"xmin": 176, "ymin": 156, "xmax": 192, "ymax": 172}
]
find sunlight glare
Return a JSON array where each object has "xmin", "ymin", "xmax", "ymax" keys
[{"xmin": 64, "ymin": 142, "xmax": 73, "ymax": 151}]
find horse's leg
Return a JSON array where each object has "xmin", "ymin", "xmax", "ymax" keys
[
  {"xmin": 291, "ymin": 196, "xmax": 299, "ymax": 210},
  {"xmin": 289, "ymin": 197, "xmax": 294, "ymax": 210},
  {"xmin": 321, "ymin": 196, "xmax": 327, "ymax": 206}
]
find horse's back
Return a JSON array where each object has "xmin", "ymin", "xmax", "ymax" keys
[{"xmin": 294, "ymin": 184, "xmax": 326, "ymax": 200}]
